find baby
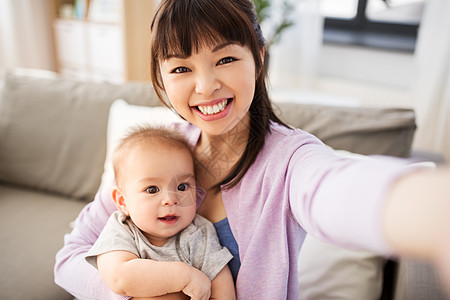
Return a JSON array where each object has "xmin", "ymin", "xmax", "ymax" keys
[{"xmin": 86, "ymin": 126, "xmax": 235, "ymax": 299}]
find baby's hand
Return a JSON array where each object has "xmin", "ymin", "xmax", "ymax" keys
[{"xmin": 182, "ymin": 267, "xmax": 211, "ymax": 300}]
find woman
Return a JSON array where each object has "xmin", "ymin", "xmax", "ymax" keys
[{"xmin": 55, "ymin": 0, "xmax": 450, "ymax": 299}]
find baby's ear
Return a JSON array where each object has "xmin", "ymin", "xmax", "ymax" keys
[{"xmin": 112, "ymin": 187, "xmax": 129, "ymax": 216}]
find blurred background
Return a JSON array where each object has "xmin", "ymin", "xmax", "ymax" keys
[{"xmin": 0, "ymin": 0, "xmax": 449, "ymax": 161}]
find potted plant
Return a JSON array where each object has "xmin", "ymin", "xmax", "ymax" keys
[
  {"xmin": 253, "ymin": 0, "xmax": 391, "ymax": 48},
  {"xmin": 253, "ymin": 0, "xmax": 295, "ymax": 48}
]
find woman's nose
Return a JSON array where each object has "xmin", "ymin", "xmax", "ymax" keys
[{"xmin": 195, "ymin": 71, "xmax": 220, "ymax": 96}]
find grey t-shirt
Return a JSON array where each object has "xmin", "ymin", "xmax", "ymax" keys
[{"xmin": 86, "ymin": 211, "xmax": 233, "ymax": 281}]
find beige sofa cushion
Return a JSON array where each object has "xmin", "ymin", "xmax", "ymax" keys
[
  {"xmin": 274, "ymin": 102, "xmax": 416, "ymax": 157},
  {"xmin": 0, "ymin": 71, "xmax": 160, "ymax": 200},
  {"xmin": 0, "ymin": 184, "xmax": 87, "ymax": 300}
]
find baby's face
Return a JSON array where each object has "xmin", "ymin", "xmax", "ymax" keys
[{"xmin": 119, "ymin": 141, "xmax": 196, "ymax": 246}]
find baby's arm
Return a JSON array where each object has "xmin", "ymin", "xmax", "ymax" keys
[
  {"xmin": 97, "ymin": 250, "xmax": 211, "ymax": 299},
  {"xmin": 210, "ymin": 265, "xmax": 236, "ymax": 300},
  {"xmin": 132, "ymin": 293, "xmax": 189, "ymax": 300}
]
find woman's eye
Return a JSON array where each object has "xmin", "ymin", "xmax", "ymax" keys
[
  {"xmin": 172, "ymin": 66, "xmax": 190, "ymax": 74},
  {"xmin": 145, "ymin": 186, "xmax": 159, "ymax": 194},
  {"xmin": 217, "ymin": 57, "xmax": 235, "ymax": 65},
  {"xmin": 177, "ymin": 183, "xmax": 190, "ymax": 192}
]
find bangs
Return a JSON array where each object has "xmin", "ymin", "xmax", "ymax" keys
[{"xmin": 152, "ymin": 0, "xmax": 258, "ymax": 59}]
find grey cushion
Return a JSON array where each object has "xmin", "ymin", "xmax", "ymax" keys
[
  {"xmin": 0, "ymin": 184, "xmax": 87, "ymax": 300},
  {"xmin": 274, "ymin": 102, "xmax": 416, "ymax": 157},
  {"xmin": 0, "ymin": 71, "xmax": 161, "ymax": 200}
]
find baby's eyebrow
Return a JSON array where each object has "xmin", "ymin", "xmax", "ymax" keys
[{"xmin": 175, "ymin": 173, "xmax": 195, "ymax": 181}]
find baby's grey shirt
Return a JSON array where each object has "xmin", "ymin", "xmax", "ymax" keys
[{"xmin": 86, "ymin": 211, "xmax": 233, "ymax": 281}]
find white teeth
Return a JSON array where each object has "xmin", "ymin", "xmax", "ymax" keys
[{"xmin": 197, "ymin": 99, "xmax": 229, "ymax": 116}]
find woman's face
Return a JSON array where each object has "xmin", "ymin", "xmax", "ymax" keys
[{"xmin": 160, "ymin": 42, "xmax": 257, "ymax": 136}]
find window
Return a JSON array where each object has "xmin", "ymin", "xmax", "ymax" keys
[{"xmin": 320, "ymin": 0, "xmax": 426, "ymax": 52}]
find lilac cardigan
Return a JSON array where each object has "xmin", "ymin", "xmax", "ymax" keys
[{"xmin": 55, "ymin": 122, "xmax": 411, "ymax": 299}]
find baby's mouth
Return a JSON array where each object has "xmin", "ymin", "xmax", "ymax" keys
[
  {"xmin": 158, "ymin": 215, "xmax": 178, "ymax": 221},
  {"xmin": 196, "ymin": 98, "xmax": 231, "ymax": 116},
  {"xmin": 158, "ymin": 215, "xmax": 179, "ymax": 224}
]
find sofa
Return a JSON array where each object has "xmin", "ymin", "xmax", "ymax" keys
[{"xmin": 0, "ymin": 69, "xmax": 448, "ymax": 300}]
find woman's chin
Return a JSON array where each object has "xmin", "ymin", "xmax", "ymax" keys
[{"xmin": 198, "ymin": 115, "xmax": 250, "ymax": 138}]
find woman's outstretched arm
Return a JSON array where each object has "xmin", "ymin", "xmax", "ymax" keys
[{"xmin": 287, "ymin": 139, "xmax": 450, "ymax": 294}]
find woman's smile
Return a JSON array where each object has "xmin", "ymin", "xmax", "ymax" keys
[
  {"xmin": 196, "ymin": 98, "xmax": 230, "ymax": 115},
  {"xmin": 193, "ymin": 98, "xmax": 233, "ymax": 121}
]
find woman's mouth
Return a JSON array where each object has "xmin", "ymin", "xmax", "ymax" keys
[
  {"xmin": 194, "ymin": 98, "xmax": 233, "ymax": 121},
  {"xmin": 197, "ymin": 99, "xmax": 230, "ymax": 115}
]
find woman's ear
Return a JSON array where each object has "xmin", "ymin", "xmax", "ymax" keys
[{"xmin": 112, "ymin": 186, "xmax": 129, "ymax": 216}]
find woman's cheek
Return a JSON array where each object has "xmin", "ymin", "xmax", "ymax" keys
[{"xmin": 164, "ymin": 79, "xmax": 190, "ymax": 108}]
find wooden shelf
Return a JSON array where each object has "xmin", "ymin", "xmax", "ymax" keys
[{"xmin": 51, "ymin": 0, "xmax": 157, "ymax": 82}]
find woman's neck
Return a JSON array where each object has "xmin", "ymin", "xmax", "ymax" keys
[{"xmin": 194, "ymin": 114, "xmax": 250, "ymax": 189}]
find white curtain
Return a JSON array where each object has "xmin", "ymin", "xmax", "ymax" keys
[
  {"xmin": 412, "ymin": 0, "xmax": 450, "ymax": 161},
  {"xmin": 266, "ymin": 0, "xmax": 323, "ymax": 89},
  {"xmin": 0, "ymin": 0, "xmax": 55, "ymax": 71}
]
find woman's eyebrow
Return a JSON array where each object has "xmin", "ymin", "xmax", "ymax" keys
[
  {"xmin": 164, "ymin": 42, "xmax": 239, "ymax": 59},
  {"xmin": 165, "ymin": 53, "xmax": 189, "ymax": 60},
  {"xmin": 212, "ymin": 41, "xmax": 240, "ymax": 52}
]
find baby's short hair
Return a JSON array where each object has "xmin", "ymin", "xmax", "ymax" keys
[{"xmin": 112, "ymin": 125, "xmax": 193, "ymax": 184}]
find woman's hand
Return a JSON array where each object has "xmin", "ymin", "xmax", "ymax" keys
[{"xmin": 182, "ymin": 266, "xmax": 211, "ymax": 300}]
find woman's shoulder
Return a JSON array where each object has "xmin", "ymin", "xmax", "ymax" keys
[
  {"xmin": 245, "ymin": 121, "xmax": 333, "ymax": 173},
  {"xmin": 265, "ymin": 121, "xmax": 325, "ymax": 152}
]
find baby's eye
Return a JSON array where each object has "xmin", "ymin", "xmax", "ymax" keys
[
  {"xmin": 217, "ymin": 57, "xmax": 236, "ymax": 65},
  {"xmin": 145, "ymin": 186, "xmax": 159, "ymax": 194},
  {"xmin": 172, "ymin": 66, "xmax": 190, "ymax": 74},
  {"xmin": 177, "ymin": 183, "xmax": 190, "ymax": 192}
]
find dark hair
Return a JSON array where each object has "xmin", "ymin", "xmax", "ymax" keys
[{"xmin": 150, "ymin": 0, "xmax": 288, "ymax": 189}]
